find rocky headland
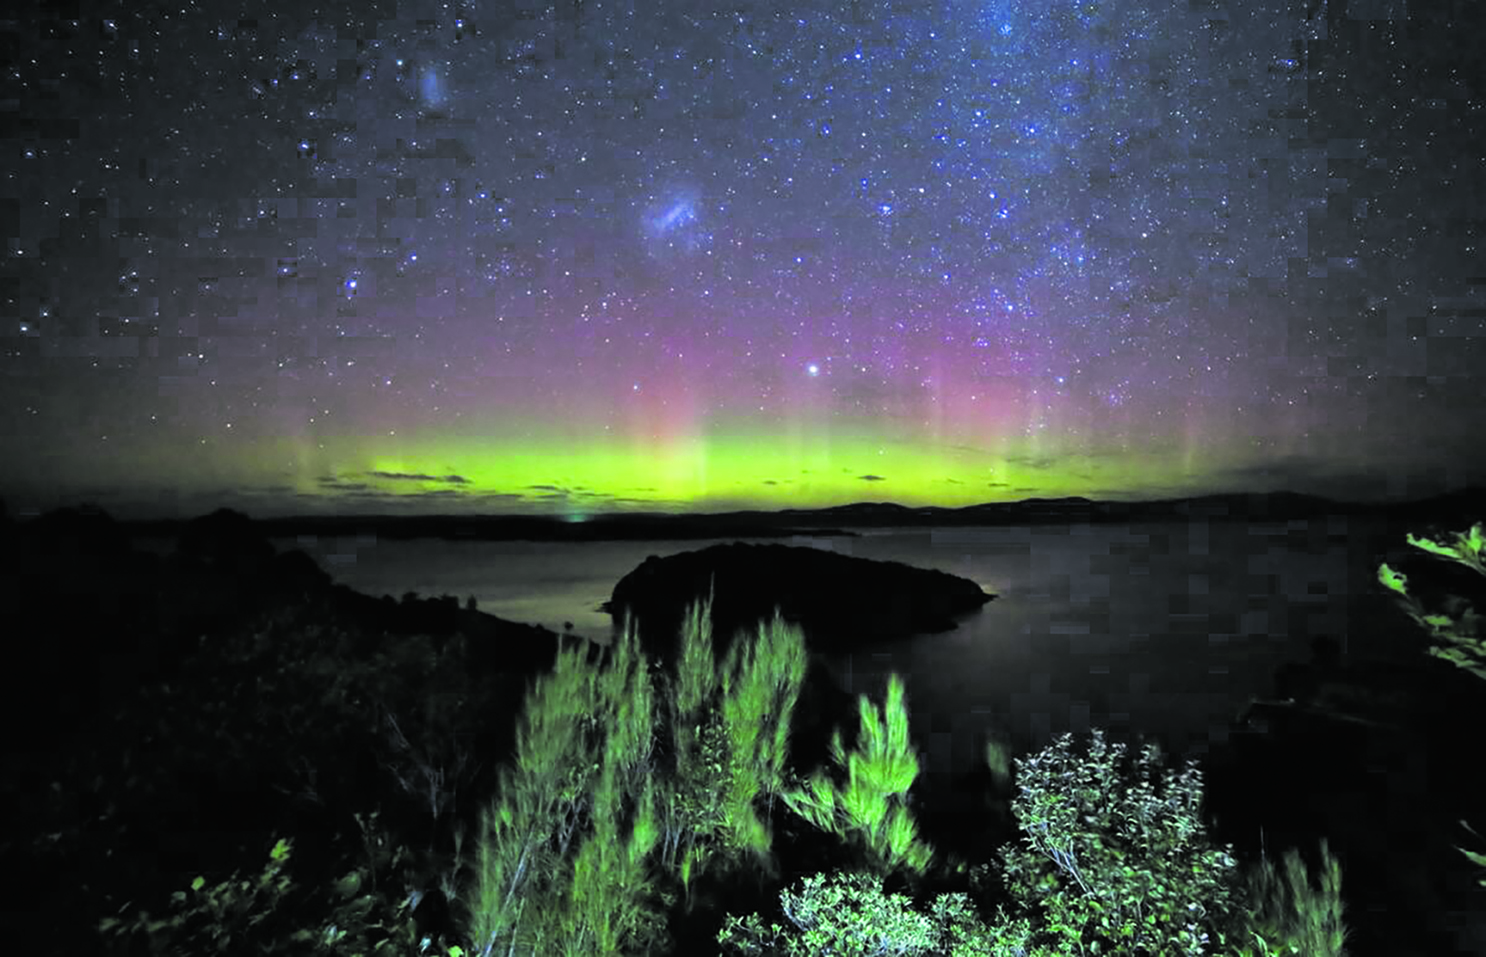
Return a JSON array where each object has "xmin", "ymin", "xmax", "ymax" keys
[{"xmin": 600, "ymin": 540, "xmax": 996, "ymax": 660}]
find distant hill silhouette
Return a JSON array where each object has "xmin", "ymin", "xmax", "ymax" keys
[{"xmin": 53, "ymin": 485, "xmax": 1484, "ymax": 544}]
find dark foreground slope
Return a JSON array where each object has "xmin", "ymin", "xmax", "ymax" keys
[{"xmin": 0, "ymin": 506, "xmax": 608, "ymax": 955}]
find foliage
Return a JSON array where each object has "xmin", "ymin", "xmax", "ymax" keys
[
  {"xmin": 984, "ymin": 733, "xmax": 1014, "ymax": 789},
  {"xmin": 201, "ymin": 596, "xmax": 490, "ymax": 917},
  {"xmin": 1223, "ymin": 838, "xmax": 1349, "ymax": 956},
  {"xmin": 997, "ymin": 729, "xmax": 1243, "ymax": 956},
  {"xmin": 780, "ymin": 671, "xmax": 937, "ymax": 879},
  {"xmin": 564, "ymin": 618, "xmax": 669, "ymax": 955},
  {"xmin": 1377, "ymin": 518, "xmax": 1486, "ymax": 886},
  {"xmin": 58, "ymin": 591, "xmax": 496, "ymax": 957},
  {"xmin": 461, "ymin": 579, "xmax": 814, "ymax": 954},
  {"xmin": 98, "ymin": 835, "xmax": 298, "ymax": 955},
  {"xmin": 649, "ymin": 576, "xmax": 809, "ymax": 906},
  {"xmin": 717, "ymin": 869, "xmax": 1041, "ymax": 957},
  {"xmin": 462, "ymin": 612, "xmax": 670, "ymax": 957},
  {"xmin": 97, "ymin": 834, "xmax": 460, "ymax": 956},
  {"xmin": 1377, "ymin": 520, "xmax": 1486, "ymax": 680}
]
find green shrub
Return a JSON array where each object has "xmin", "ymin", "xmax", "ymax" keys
[
  {"xmin": 1377, "ymin": 520, "xmax": 1486, "ymax": 680},
  {"xmin": 97, "ymin": 834, "xmax": 457, "ymax": 956},
  {"xmin": 462, "ymin": 611, "xmax": 670, "ymax": 957},
  {"xmin": 997, "ymin": 728, "xmax": 1242, "ymax": 956},
  {"xmin": 717, "ymin": 869, "xmax": 1040, "ymax": 957},
  {"xmin": 984, "ymin": 733, "xmax": 1014, "ymax": 788},
  {"xmin": 86, "ymin": 595, "xmax": 492, "ymax": 957},
  {"xmin": 649, "ymin": 578, "xmax": 809, "ymax": 906},
  {"xmin": 1226, "ymin": 838, "xmax": 1349, "ymax": 956},
  {"xmin": 98, "ymin": 835, "xmax": 298, "ymax": 955},
  {"xmin": 780, "ymin": 672, "xmax": 936, "ymax": 880},
  {"xmin": 461, "ymin": 583, "xmax": 808, "ymax": 955}
]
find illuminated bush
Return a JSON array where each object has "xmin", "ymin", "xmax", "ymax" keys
[
  {"xmin": 1378, "ymin": 518, "xmax": 1486, "ymax": 885},
  {"xmin": 716, "ymin": 869, "xmax": 1038, "ymax": 957},
  {"xmin": 997, "ymin": 729, "xmax": 1242, "ymax": 956}
]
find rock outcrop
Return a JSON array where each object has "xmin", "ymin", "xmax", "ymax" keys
[{"xmin": 600, "ymin": 541, "xmax": 996, "ymax": 662}]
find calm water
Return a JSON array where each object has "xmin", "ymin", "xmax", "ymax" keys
[{"xmin": 261, "ymin": 515, "xmax": 1433, "ymax": 783}]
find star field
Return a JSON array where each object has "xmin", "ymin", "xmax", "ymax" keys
[{"xmin": 3, "ymin": 0, "xmax": 1484, "ymax": 518}]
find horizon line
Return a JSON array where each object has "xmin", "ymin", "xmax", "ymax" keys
[{"xmin": 7, "ymin": 484, "xmax": 1483, "ymax": 525}]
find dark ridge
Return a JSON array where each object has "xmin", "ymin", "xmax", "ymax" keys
[{"xmin": 75, "ymin": 485, "xmax": 1486, "ymax": 544}]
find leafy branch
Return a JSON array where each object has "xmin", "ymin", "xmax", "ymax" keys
[{"xmin": 1377, "ymin": 517, "xmax": 1486, "ymax": 885}]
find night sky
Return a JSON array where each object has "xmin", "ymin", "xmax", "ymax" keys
[{"xmin": 4, "ymin": 0, "xmax": 1484, "ymax": 520}]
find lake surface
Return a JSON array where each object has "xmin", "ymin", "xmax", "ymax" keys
[{"xmin": 263, "ymin": 514, "xmax": 1436, "ymax": 784}]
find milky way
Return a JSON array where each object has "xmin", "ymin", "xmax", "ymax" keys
[{"xmin": 3, "ymin": 0, "xmax": 1483, "ymax": 518}]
